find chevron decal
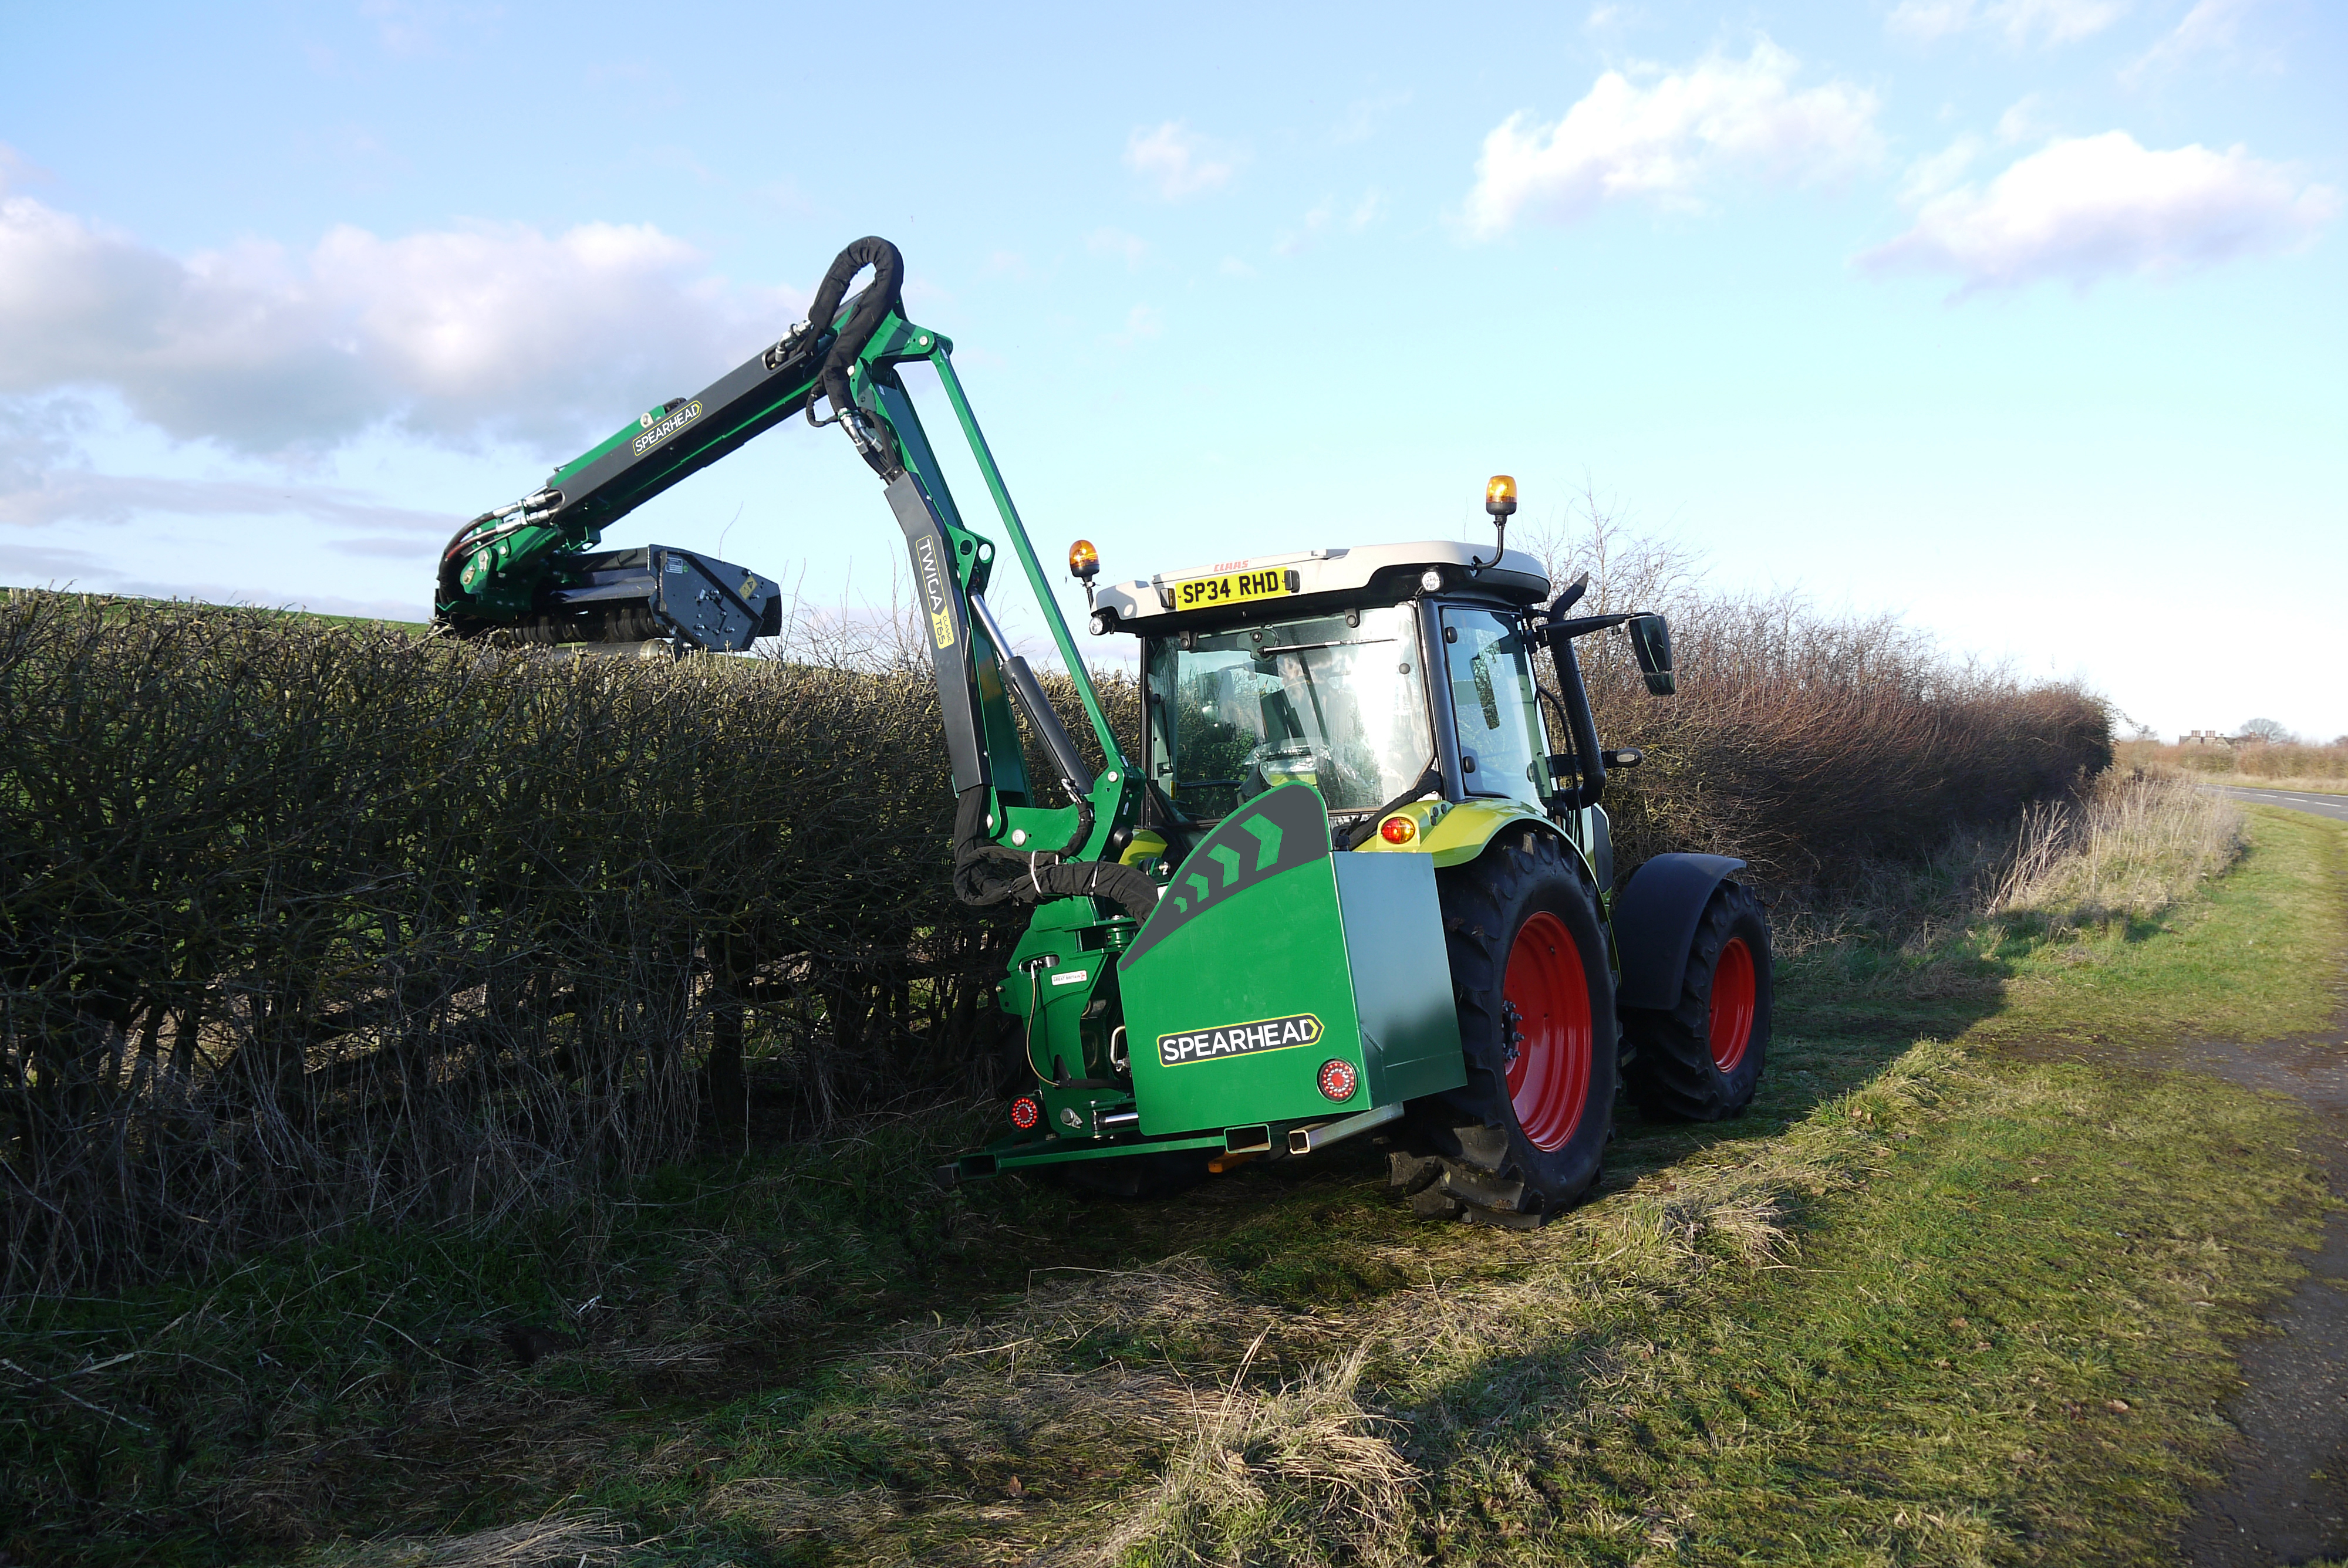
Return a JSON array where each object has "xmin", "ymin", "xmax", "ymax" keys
[{"xmin": 1119, "ymin": 783, "xmax": 1331, "ymax": 967}]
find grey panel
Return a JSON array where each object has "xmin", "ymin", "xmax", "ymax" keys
[
  {"xmin": 884, "ymin": 473, "xmax": 989, "ymax": 794},
  {"xmin": 1332, "ymin": 853, "xmax": 1466, "ymax": 1103}
]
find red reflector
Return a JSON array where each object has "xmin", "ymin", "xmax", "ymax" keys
[
  {"xmin": 1317, "ymin": 1059, "xmax": 1359, "ymax": 1102},
  {"xmin": 1379, "ymin": 816, "xmax": 1415, "ymax": 844},
  {"xmin": 1009, "ymin": 1096, "xmax": 1040, "ymax": 1130}
]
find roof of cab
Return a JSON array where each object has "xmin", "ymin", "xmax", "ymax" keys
[{"xmin": 1092, "ymin": 540, "xmax": 1551, "ymax": 630}]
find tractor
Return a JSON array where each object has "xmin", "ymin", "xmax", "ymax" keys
[{"xmin": 433, "ymin": 236, "xmax": 1770, "ymax": 1226}]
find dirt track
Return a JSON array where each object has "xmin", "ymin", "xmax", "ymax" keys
[{"xmin": 2182, "ymin": 792, "xmax": 2348, "ymax": 1566}]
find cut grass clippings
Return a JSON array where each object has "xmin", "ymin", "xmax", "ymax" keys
[{"xmin": 5, "ymin": 807, "xmax": 2342, "ymax": 1566}]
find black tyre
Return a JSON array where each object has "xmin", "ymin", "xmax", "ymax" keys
[
  {"xmin": 1056, "ymin": 1148, "xmax": 1212, "ymax": 1199},
  {"xmin": 1620, "ymin": 881, "xmax": 1770, "ymax": 1121},
  {"xmin": 1402, "ymin": 829, "xmax": 1617, "ymax": 1226}
]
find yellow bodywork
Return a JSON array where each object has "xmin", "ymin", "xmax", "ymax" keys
[
  {"xmin": 1350, "ymin": 797, "xmax": 1550, "ymax": 869},
  {"xmin": 1135, "ymin": 796, "xmax": 1600, "ymax": 894}
]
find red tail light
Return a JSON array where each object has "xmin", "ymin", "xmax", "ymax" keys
[{"xmin": 1317, "ymin": 1059, "xmax": 1359, "ymax": 1101}]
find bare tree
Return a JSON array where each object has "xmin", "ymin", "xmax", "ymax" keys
[
  {"xmin": 2239, "ymin": 717, "xmax": 2294, "ymax": 745},
  {"xmin": 1517, "ymin": 477, "xmax": 1704, "ymax": 614}
]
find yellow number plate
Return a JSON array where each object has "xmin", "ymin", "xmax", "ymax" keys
[{"xmin": 1172, "ymin": 566, "xmax": 1294, "ymax": 611}]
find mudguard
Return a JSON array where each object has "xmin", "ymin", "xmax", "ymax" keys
[{"xmin": 1611, "ymin": 853, "xmax": 1749, "ymax": 1010}]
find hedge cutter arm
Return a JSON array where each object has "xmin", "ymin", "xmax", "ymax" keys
[{"xmin": 431, "ymin": 237, "xmax": 1151, "ymax": 915}]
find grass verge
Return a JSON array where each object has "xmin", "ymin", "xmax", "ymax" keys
[{"xmin": 4, "ymin": 805, "xmax": 2340, "ymax": 1566}]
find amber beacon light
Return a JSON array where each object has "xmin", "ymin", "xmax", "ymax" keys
[
  {"xmin": 1067, "ymin": 539, "xmax": 1100, "ymax": 581},
  {"xmin": 1485, "ymin": 474, "xmax": 1518, "ymax": 519}
]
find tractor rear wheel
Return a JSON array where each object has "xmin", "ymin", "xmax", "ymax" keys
[
  {"xmin": 1398, "ymin": 829, "xmax": 1616, "ymax": 1227},
  {"xmin": 1620, "ymin": 881, "xmax": 1771, "ymax": 1121}
]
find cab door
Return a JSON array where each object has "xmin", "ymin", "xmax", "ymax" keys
[{"xmin": 1438, "ymin": 607, "xmax": 1553, "ymax": 807}]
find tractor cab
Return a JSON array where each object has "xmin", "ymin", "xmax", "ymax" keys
[{"xmin": 1088, "ymin": 540, "xmax": 1587, "ymax": 869}]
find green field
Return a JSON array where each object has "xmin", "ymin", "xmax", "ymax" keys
[{"xmin": 4, "ymin": 805, "xmax": 2340, "ymax": 1566}]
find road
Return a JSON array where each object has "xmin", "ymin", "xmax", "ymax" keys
[{"xmin": 2215, "ymin": 783, "xmax": 2348, "ymax": 823}]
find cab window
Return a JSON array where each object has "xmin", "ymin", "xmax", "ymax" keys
[
  {"xmin": 1440, "ymin": 607, "xmax": 1548, "ymax": 807},
  {"xmin": 1145, "ymin": 605, "xmax": 1433, "ymax": 822}
]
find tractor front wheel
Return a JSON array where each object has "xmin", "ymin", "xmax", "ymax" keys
[
  {"xmin": 1620, "ymin": 881, "xmax": 1771, "ymax": 1121},
  {"xmin": 1398, "ymin": 830, "xmax": 1616, "ymax": 1227}
]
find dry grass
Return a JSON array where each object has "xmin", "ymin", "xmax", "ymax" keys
[
  {"xmin": 308, "ymin": 1509, "xmax": 632, "ymax": 1568},
  {"xmin": 1992, "ymin": 771, "xmax": 2245, "ymax": 930},
  {"xmin": 1763, "ymin": 770, "xmax": 2247, "ymax": 1006},
  {"xmin": 1108, "ymin": 1337, "xmax": 1416, "ymax": 1567},
  {"xmin": 2118, "ymin": 734, "xmax": 2348, "ymax": 782}
]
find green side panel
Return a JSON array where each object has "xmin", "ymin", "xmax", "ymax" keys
[
  {"xmin": 1121, "ymin": 854, "xmax": 1364, "ymax": 1133},
  {"xmin": 1116, "ymin": 783, "xmax": 1466, "ymax": 1133},
  {"xmin": 1118, "ymin": 785, "xmax": 1359, "ymax": 1132},
  {"xmin": 1331, "ymin": 854, "xmax": 1467, "ymax": 1104}
]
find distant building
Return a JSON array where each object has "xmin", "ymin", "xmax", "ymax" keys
[{"xmin": 2179, "ymin": 729, "xmax": 2232, "ymax": 748}]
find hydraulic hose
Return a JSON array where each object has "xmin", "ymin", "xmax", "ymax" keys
[
  {"xmin": 949, "ymin": 788, "xmax": 1159, "ymax": 921},
  {"xmin": 801, "ymin": 236, "xmax": 906, "ymax": 474}
]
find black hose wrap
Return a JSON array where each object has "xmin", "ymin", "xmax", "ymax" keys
[
  {"xmin": 950, "ymin": 787, "xmax": 1159, "ymax": 922},
  {"xmin": 804, "ymin": 236, "xmax": 906, "ymax": 434}
]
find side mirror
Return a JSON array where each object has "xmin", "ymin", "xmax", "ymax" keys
[{"xmin": 1628, "ymin": 613, "xmax": 1675, "ymax": 695}]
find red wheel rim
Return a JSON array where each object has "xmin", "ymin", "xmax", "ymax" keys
[
  {"xmin": 1709, "ymin": 937, "xmax": 1757, "ymax": 1073},
  {"xmin": 1503, "ymin": 911, "xmax": 1593, "ymax": 1151}
]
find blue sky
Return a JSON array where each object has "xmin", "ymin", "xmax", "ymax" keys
[{"xmin": 2, "ymin": 0, "xmax": 2341, "ymax": 740}]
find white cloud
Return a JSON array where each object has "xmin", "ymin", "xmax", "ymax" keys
[
  {"xmin": 1274, "ymin": 190, "xmax": 1387, "ymax": 258},
  {"xmin": 1464, "ymin": 40, "xmax": 1881, "ymax": 237},
  {"xmin": 1331, "ymin": 90, "xmax": 1411, "ymax": 146},
  {"xmin": 1108, "ymin": 305, "xmax": 1163, "ymax": 347},
  {"xmin": 1889, "ymin": 0, "xmax": 2130, "ymax": 46},
  {"xmin": 0, "ymin": 183, "xmax": 799, "ymax": 455},
  {"xmin": 0, "ymin": 532, "xmax": 426, "ymax": 620},
  {"xmin": 0, "ymin": 144, "xmax": 43, "ymax": 195},
  {"xmin": 1897, "ymin": 135, "xmax": 1985, "ymax": 204},
  {"xmin": 359, "ymin": 0, "xmax": 500, "ymax": 59},
  {"xmin": 2125, "ymin": 0, "xmax": 2258, "ymax": 77},
  {"xmin": 1995, "ymin": 94, "xmax": 2049, "ymax": 144},
  {"xmin": 1085, "ymin": 228, "xmax": 1149, "ymax": 268},
  {"xmin": 1125, "ymin": 123, "xmax": 1239, "ymax": 201},
  {"xmin": 0, "ymin": 467, "xmax": 454, "ymax": 535},
  {"xmin": 1858, "ymin": 131, "xmax": 2339, "ymax": 290}
]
